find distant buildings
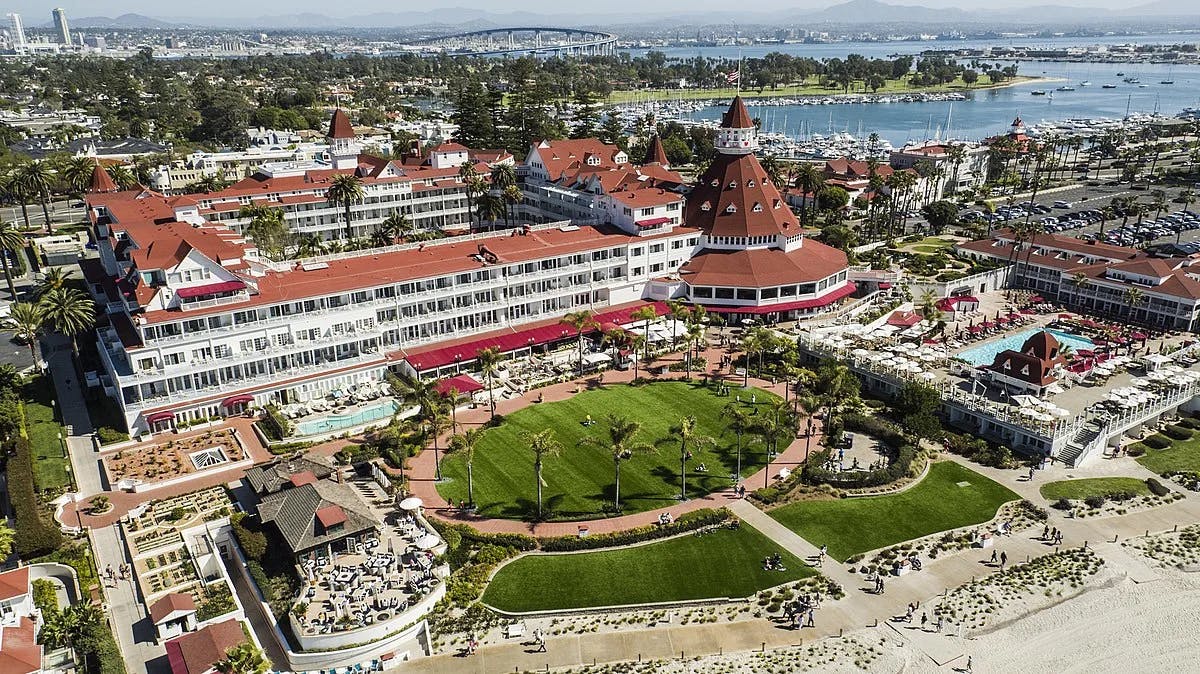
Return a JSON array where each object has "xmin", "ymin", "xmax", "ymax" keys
[
  {"xmin": 51, "ymin": 8, "xmax": 69, "ymax": 45},
  {"xmin": 6, "ymin": 13, "xmax": 26, "ymax": 50}
]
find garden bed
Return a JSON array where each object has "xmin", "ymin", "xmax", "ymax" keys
[{"xmin": 102, "ymin": 428, "xmax": 246, "ymax": 488}]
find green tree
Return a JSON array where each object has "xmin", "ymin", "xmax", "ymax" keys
[
  {"xmin": 325, "ymin": 173, "xmax": 364, "ymax": 241},
  {"xmin": 0, "ymin": 520, "xmax": 13, "ymax": 561},
  {"xmin": 37, "ymin": 286, "xmax": 94, "ymax": 354},
  {"xmin": 475, "ymin": 346, "xmax": 503, "ymax": 419},
  {"xmin": 215, "ymin": 642, "xmax": 270, "ymax": 674},
  {"xmin": 668, "ymin": 415, "xmax": 715, "ymax": 500},
  {"xmin": 578, "ymin": 415, "xmax": 656, "ymax": 510},
  {"xmin": 240, "ymin": 205, "xmax": 291, "ymax": 262},
  {"xmin": 5, "ymin": 302, "xmax": 43, "ymax": 362},
  {"xmin": 19, "ymin": 161, "xmax": 55, "ymax": 234},
  {"xmin": 449, "ymin": 428, "xmax": 483, "ymax": 509},
  {"xmin": 526, "ymin": 429, "xmax": 561, "ymax": 520},
  {"xmin": 631, "ymin": 305, "xmax": 659, "ymax": 362},
  {"xmin": 895, "ymin": 381, "xmax": 942, "ymax": 441},
  {"xmin": 560, "ymin": 310, "xmax": 597, "ymax": 376},
  {"xmin": 0, "ymin": 222, "xmax": 24, "ymax": 300},
  {"xmin": 920, "ymin": 200, "xmax": 959, "ymax": 234}
]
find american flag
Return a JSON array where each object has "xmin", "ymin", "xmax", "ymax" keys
[{"xmin": 725, "ymin": 70, "xmax": 740, "ymax": 85}]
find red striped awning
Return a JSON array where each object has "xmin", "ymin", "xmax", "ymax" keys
[
  {"xmin": 175, "ymin": 280, "xmax": 246, "ymax": 299},
  {"xmin": 221, "ymin": 394, "xmax": 254, "ymax": 408},
  {"xmin": 146, "ymin": 411, "xmax": 175, "ymax": 423}
]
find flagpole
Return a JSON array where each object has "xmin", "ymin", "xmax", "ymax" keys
[{"xmin": 737, "ymin": 48, "xmax": 742, "ymax": 96}]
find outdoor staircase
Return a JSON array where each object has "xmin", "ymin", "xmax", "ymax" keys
[{"xmin": 1057, "ymin": 422, "xmax": 1104, "ymax": 467}]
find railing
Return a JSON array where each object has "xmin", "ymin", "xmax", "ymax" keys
[{"xmin": 178, "ymin": 292, "xmax": 252, "ymax": 312}]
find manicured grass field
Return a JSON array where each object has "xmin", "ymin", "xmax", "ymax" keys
[
  {"xmin": 437, "ymin": 382, "xmax": 778, "ymax": 520},
  {"xmin": 1136, "ymin": 436, "xmax": 1200, "ymax": 475},
  {"xmin": 23, "ymin": 377, "xmax": 70, "ymax": 491},
  {"xmin": 769, "ymin": 461, "xmax": 1019, "ymax": 561},
  {"xmin": 481, "ymin": 525, "xmax": 811, "ymax": 612},
  {"xmin": 1039, "ymin": 477, "xmax": 1151, "ymax": 501}
]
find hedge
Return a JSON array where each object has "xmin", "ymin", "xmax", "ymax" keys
[
  {"xmin": 8, "ymin": 437, "xmax": 62, "ymax": 557},
  {"xmin": 428, "ymin": 520, "xmax": 537, "ymax": 553},
  {"xmin": 537, "ymin": 508, "xmax": 733, "ymax": 552},
  {"xmin": 1144, "ymin": 434, "xmax": 1173, "ymax": 450},
  {"xmin": 802, "ymin": 443, "xmax": 918, "ymax": 489},
  {"xmin": 842, "ymin": 413, "xmax": 906, "ymax": 450},
  {"xmin": 1177, "ymin": 417, "xmax": 1200, "ymax": 430},
  {"xmin": 259, "ymin": 404, "xmax": 292, "ymax": 441},
  {"xmin": 1163, "ymin": 424, "xmax": 1193, "ymax": 441},
  {"xmin": 1146, "ymin": 477, "xmax": 1171, "ymax": 497}
]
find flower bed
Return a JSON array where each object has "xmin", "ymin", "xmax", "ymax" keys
[{"xmin": 102, "ymin": 428, "xmax": 245, "ymax": 486}]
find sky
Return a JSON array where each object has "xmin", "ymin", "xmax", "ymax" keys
[{"xmin": 6, "ymin": 0, "xmax": 1141, "ymax": 21}]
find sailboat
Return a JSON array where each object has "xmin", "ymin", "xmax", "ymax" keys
[{"xmin": 1079, "ymin": 80, "xmax": 1092, "ymax": 87}]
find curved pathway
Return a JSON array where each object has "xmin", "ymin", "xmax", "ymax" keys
[{"xmin": 390, "ymin": 342, "xmax": 828, "ymax": 537}]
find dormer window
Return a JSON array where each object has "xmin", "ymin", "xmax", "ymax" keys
[
  {"xmin": 747, "ymin": 179, "xmax": 756, "ymax": 188},
  {"xmin": 710, "ymin": 179, "xmax": 719, "ymax": 187},
  {"xmin": 725, "ymin": 204, "xmax": 737, "ymax": 213},
  {"xmin": 700, "ymin": 201, "xmax": 712, "ymax": 212},
  {"xmin": 728, "ymin": 181, "xmax": 737, "ymax": 189},
  {"xmin": 1020, "ymin": 364, "xmax": 1030, "ymax": 376},
  {"xmin": 752, "ymin": 202, "xmax": 763, "ymax": 213},
  {"xmin": 1002, "ymin": 360, "xmax": 1011, "ymax": 371}
]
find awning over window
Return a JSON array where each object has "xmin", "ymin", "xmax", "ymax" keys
[
  {"xmin": 635, "ymin": 217, "xmax": 671, "ymax": 227},
  {"xmin": 175, "ymin": 280, "xmax": 246, "ymax": 299},
  {"xmin": 146, "ymin": 410, "xmax": 176, "ymax": 423},
  {"xmin": 221, "ymin": 394, "xmax": 254, "ymax": 408},
  {"xmin": 434, "ymin": 374, "xmax": 483, "ymax": 397}
]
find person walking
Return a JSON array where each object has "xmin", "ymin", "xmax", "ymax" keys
[
  {"xmin": 921, "ymin": 612, "xmax": 928, "ymax": 631},
  {"xmin": 805, "ymin": 609, "xmax": 815, "ymax": 628},
  {"xmin": 1000, "ymin": 551, "xmax": 1008, "ymax": 568},
  {"xmin": 989, "ymin": 549, "xmax": 998, "ymax": 564},
  {"xmin": 936, "ymin": 614, "xmax": 944, "ymax": 633},
  {"xmin": 536, "ymin": 630, "xmax": 546, "ymax": 653},
  {"xmin": 966, "ymin": 655, "xmax": 973, "ymax": 672},
  {"xmin": 905, "ymin": 605, "xmax": 914, "ymax": 623}
]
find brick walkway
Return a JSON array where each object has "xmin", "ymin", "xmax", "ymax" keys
[{"xmin": 391, "ymin": 341, "xmax": 827, "ymax": 537}]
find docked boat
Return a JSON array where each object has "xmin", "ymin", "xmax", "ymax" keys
[
  {"xmin": 1056, "ymin": 85, "xmax": 1076, "ymax": 92},
  {"xmin": 1102, "ymin": 84, "xmax": 1118, "ymax": 89},
  {"xmin": 1161, "ymin": 80, "xmax": 1175, "ymax": 85},
  {"xmin": 1080, "ymin": 81, "xmax": 1092, "ymax": 87},
  {"xmin": 1031, "ymin": 90, "xmax": 1047, "ymax": 96}
]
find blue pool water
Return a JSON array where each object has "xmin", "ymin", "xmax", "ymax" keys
[
  {"xmin": 957, "ymin": 329, "xmax": 1095, "ymax": 367},
  {"xmin": 294, "ymin": 400, "xmax": 401, "ymax": 436}
]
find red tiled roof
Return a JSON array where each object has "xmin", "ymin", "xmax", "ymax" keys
[
  {"xmin": 315, "ymin": 505, "xmax": 347, "ymax": 528},
  {"xmin": 88, "ymin": 161, "xmax": 119, "ymax": 193},
  {"xmin": 435, "ymin": 142, "xmax": 469, "ymax": 153},
  {"xmin": 679, "ymin": 244, "xmax": 849, "ymax": 288},
  {"xmin": 721, "ymin": 96, "xmax": 754, "ymax": 129},
  {"xmin": 328, "ymin": 109, "xmax": 355, "ymax": 140},
  {"xmin": 0, "ymin": 567, "xmax": 29, "ymax": 601},
  {"xmin": 0, "ymin": 617, "xmax": 40, "ymax": 674},
  {"xmin": 289, "ymin": 471, "xmax": 318, "ymax": 487},
  {"xmin": 685, "ymin": 153, "xmax": 799, "ymax": 238},
  {"xmin": 435, "ymin": 374, "xmax": 483, "ymax": 396},
  {"xmin": 887, "ymin": 310, "xmax": 923, "ymax": 327},
  {"xmin": 532, "ymin": 139, "xmax": 627, "ymax": 181},
  {"xmin": 149, "ymin": 592, "xmax": 197, "ymax": 624},
  {"xmin": 165, "ymin": 619, "xmax": 246, "ymax": 674},
  {"xmin": 644, "ymin": 135, "xmax": 669, "ymax": 166}
]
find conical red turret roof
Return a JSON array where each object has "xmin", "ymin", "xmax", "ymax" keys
[
  {"xmin": 328, "ymin": 108, "xmax": 355, "ymax": 140},
  {"xmin": 644, "ymin": 135, "xmax": 669, "ymax": 166},
  {"xmin": 721, "ymin": 96, "xmax": 754, "ymax": 129},
  {"xmin": 88, "ymin": 161, "xmax": 118, "ymax": 193}
]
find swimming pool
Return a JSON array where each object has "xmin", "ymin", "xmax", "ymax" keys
[
  {"xmin": 294, "ymin": 400, "xmax": 401, "ymax": 436},
  {"xmin": 956, "ymin": 328, "xmax": 1095, "ymax": 367}
]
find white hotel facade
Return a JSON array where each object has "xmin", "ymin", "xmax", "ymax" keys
[{"xmin": 85, "ymin": 103, "xmax": 854, "ymax": 436}]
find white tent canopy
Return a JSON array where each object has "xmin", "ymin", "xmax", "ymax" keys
[{"xmin": 583, "ymin": 352, "xmax": 612, "ymax": 365}]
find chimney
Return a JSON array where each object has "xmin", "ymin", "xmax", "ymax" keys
[{"xmin": 409, "ymin": 139, "xmax": 420, "ymax": 157}]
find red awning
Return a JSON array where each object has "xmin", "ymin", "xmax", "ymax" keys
[
  {"xmin": 221, "ymin": 394, "xmax": 254, "ymax": 408},
  {"xmin": 404, "ymin": 302, "xmax": 667, "ymax": 372},
  {"xmin": 146, "ymin": 411, "xmax": 175, "ymax": 423},
  {"xmin": 435, "ymin": 374, "xmax": 483, "ymax": 397},
  {"xmin": 878, "ymin": 282, "xmax": 893, "ymax": 289},
  {"xmin": 635, "ymin": 217, "xmax": 671, "ymax": 228},
  {"xmin": 702, "ymin": 283, "xmax": 856, "ymax": 315},
  {"xmin": 175, "ymin": 280, "xmax": 246, "ymax": 299}
]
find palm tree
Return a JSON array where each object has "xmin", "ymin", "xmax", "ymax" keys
[
  {"xmin": 476, "ymin": 193, "xmax": 506, "ymax": 231},
  {"xmin": 917, "ymin": 290, "xmax": 940, "ymax": 323},
  {"xmin": 19, "ymin": 161, "xmax": 55, "ymax": 234},
  {"xmin": 578, "ymin": 414, "xmax": 655, "ymax": 510},
  {"xmin": 1124, "ymin": 287, "xmax": 1145, "ymax": 322},
  {"xmin": 426, "ymin": 400, "xmax": 452, "ymax": 481},
  {"xmin": 0, "ymin": 172, "xmax": 32, "ymax": 231},
  {"xmin": 449, "ymin": 428, "xmax": 483, "ymax": 509},
  {"xmin": 525, "ymin": 429, "xmax": 561, "ymax": 520},
  {"xmin": 108, "ymin": 164, "xmax": 137, "ymax": 190},
  {"xmin": 325, "ymin": 173, "xmax": 364, "ymax": 241},
  {"xmin": 5, "ymin": 302, "xmax": 43, "ymax": 362},
  {"xmin": 37, "ymin": 286, "xmax": 94, "ymax": 354},
  {"xmin": 668, "ymin": 415, "xmax": 715, "ymax": 500},
  {"xmin": 215, "ymin": 642, "xmax": 270, "ymax": 674},
  {"xmin": 627, "ymin": 333, "xmax": 646, "ymax": 379},
  {"xmin": 664, "ymin": 299, "xmax": 689, "ymax": 345},
  {"xmin": 475, "ymin": 346, "xmax": 503, "ymax": 418},
  {"xmin": 380, "ymin": 210, "xmax": 412, "ymax": 243},
  {"xmin": 723, "ymin": 403, "xmax": 753, "ymax": 481},
  {"xmin": 1068, "ymin": 272, "xmax": 1091, "ymax": 309},
  {"xmin": 502, "ymin": 184, "xmax": 523, "ymax": 227},
  {"xmin": 560, "ymin": 310, "xmax": 597, "ymax": 375},
  {"xmin": 294, "ymin": 233, "xmax": 324, "ymax": 258},
  {"xmin": 0, "ymin": 223, "xmax": 24, "ymax": 300},
  {"xmin": 792, "ymin": 162, "xmax": 823, "ymax": 227},
  {"xmin": 600, "ymin": 326, "xmax": 626, "ymax": 363},
  {"xmin": 683, "ymin": 321, "xmax": 706, "ymax": 378},
  {"xmin": 458, "ymin": 161, "xmax": 481, "ymax": 229},
  {"xmin": 62, "ymin": 156, "xmax": 98, "ymax": 197},
  {"xmin": 631, "ymin": 305, "xmax": 659, "ymax": 362},
  {"xmin": 35, "ymin": 266, "xmax": 69, "ymax": 299}
]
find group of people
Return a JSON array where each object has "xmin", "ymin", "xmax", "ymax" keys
[
  {"xmin": 783, "ymin": 597, "xmax": 818, "ymax": 629},
  {"xmin": 1041, "ymin": 525, "xmax": 1065, "ymax": 545},
  {"xmin": 103, "ymin": 564, "xmax": 130, "ymax": 587},
  {"xmin": 899, "ymin": 601, "xmax": 945, "ymax": 633},
  {"xmin": 762, "ymin": 552, "xmax": 787, "ymax": 572}
]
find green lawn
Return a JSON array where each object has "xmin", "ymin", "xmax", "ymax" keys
[
  {"xmin": 23, "ymin": 377, "xmax": 70, "ymax": 491},
  {"xmin": 1137, "ymin": 436, "xmax": 1200, "ymax": 475},
  {"xmin": 1040, "ymin": 477, "xmax": 1151, "ymax": 501},
  {"xmin": 437, "ymin": 382, "xmax": 778, "ymax": 520},
  {"xmin": 481, "ymin": 525, "xmax": 811, "ymax": 612},
  {"xmin": 769, "ymin": 461, "xmax": 1019, "ymax": 561}
]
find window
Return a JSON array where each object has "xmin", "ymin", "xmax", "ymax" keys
[
  {"xmin": 752, "ymin": 202, "xmax": 763, "ymax": 213},
  {"xmin": 631, "ymin": 247, "xmax": 644, "ymax": 256},
  {"xmin": 725, "ymin": 204, "xmax": 737, "ymax": 213},
  {"xmin": 714, "ymin": 288, "xmax": 735, "ymax": 299},
  {"xmin": 671, "ymin": 240, "xmax": 683, "ymax": 249},
  {"xmin": 650, "ymin": 263, "xmax": 664, "ymax": 273},
  {"xmin": 736, "ymin": 289, "xmax": 756, "ymax": 301},
  {"xmin": 700, "ymin": 201, "xmax": 712, "ymax": 211},
  {"xmin": 632, "ymin": 266, "xmax": 644, "ymax": 276},
  {"xmin": 650, "ymin": 244, "xmax": 664, "ymax": 254},
  {"xmin": 692, "ymin": 286, "xmax": 713, "ymax": 298},
  {"xmin": 761, "ymin": 287, "xmax": 778, "ymax": 299}
]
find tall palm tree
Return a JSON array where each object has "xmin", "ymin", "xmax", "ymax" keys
[
  {"xmin": 578, "ymin": 414, "xmax": 655, "ymax": 510},
  {"xmin": 0, "ymin": 223, "xmax": 24, "ymax": 300},
  {"xmin": 380, "ymin": 210, "xmax": 412, "ymax": 243},
  {"xmin": 560, "ymin": 310, "xmax": 597, "ymax": 375},
  {"xmin": 723, "ymin": 403, "xmax": 753, "ymax": 481},
  {"xmin": 683, "ymin": 321, "xmax": 706, "ymax": 378},
  {"xmin": 5, "ymin": 302, "xmax": 43, "ymax": 362},
  {"xmin": 475, "ymin": 193, "xmax": 505, "ymax": 231},
  {"xmin": 917, "ymin": 290, "xmax": 940, "ymax": 322},
  {"xmin": 502, "ymin": 184, "xmax": 523, "ymax": 227},
  {"xmin": 1124, "ymin": 287, "xmax": 1145, "ymax": 322},
  {"xmin": 669, "ymin": 415, "xmax": 715, "ymax": 500},
  {"xmin": 792, "ymin": 162, "xmax": 823, "ymax": 227},
  {"xmin": 325, "ymin": 173, "xmax": 364, "ymax": 241},
  {"xmin": 0, "ymin": 172, "xmax": 32, "ymax": 230},
  {"xmin": 475, "ymin": 346, "xmax": 503, "ymax": 418},
  {"xmin": 627, "ymin": 333, "xmax": 646, "ymax": 379},
  {"xmin": 62, "ymin": 156, "xmax": 98, "ymax": 197},
  {"xmin": 1068, "ymin": 272, "xmax": 1091, "ymax": 309},
  {"xmin": 631, "ymin": 305, "xmax": 659, "ymax": 362},
  {"xmin": 107, "ymin": 164, "xmax": 137, "ymax": 190},
  {"xmin": 525, "ymin": 429, "xmax": 561, "ymax": 520},
  {"xmin": 37, "ymin": 286, "xmax": 94, "ymax": 354},
  {"xmin": 19, "ymin": 161, "xmax": 55, "ymax": 234},
  {"xmin": 426, "ymin": 400, "xmax": 452, "ymax": 481},
  {"xmin": 215, "ymin": 642, "xmax": 270, "ymax": 674},
  {"xmin": 458, "ymin": 161, "xmax": 481, "ymax": 229},
  {"xmin": 664, "ymin": 299, "xmax": 689, "ymax": 345},
  {"xmin": 449, "ymin": 428, "xmax": 483, "ymax": 509}
]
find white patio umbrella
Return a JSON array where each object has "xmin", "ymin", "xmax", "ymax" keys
[
  {"xmin": 852, "ymin": 348, "xmax": 870, "ymax": 357},
  {"xmin": 920, "ymin": 372, "xmax": 937, "ymax": 381},
  {"xmin": 907, "ymin": 362, "xmax": 923, "ymax": 373},
  {"xmin": 399, "ymin": 497, "xmax": 423, "ymax": 511},
  {"xmin": 415, "ymin": 534, "xmax": 441, "ymax": 550},
  {"xmin": 1049, "ymin": 407, "xmax": 1071, "ymax": 418}
]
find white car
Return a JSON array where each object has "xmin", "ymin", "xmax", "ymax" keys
[{"xmin": 1053, "ymin": 201, "xmax": 1072, "ymax": 209}]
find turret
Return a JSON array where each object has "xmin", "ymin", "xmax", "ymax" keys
[
  {"xmin": 715, "ymin": 96, "xmax": 757, "ymax": 155},
  {"xmin": 326, "ymin": 109, "xmax": 360, "ymax": 170}
]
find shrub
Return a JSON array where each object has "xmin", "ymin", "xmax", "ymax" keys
[
  {"xmin": 231, "ymin": 516, "xmax": 267, "ymax": 561},
  {"xmin": 1163, "ymin": 424, "xmax": 1193, "ymax": 441},
  {"xmin": 1051, "ymin": 498, "xmax": 1072, "ymax": 510},
  {"xmin": 1176, "ymin": 417, "xmax": 1200, "ymax": 430},
  {"xmin": 1146, "ymin": 477, "xmax": 1171, "ymax": 497},
  {"xmin": 1083, "ymin": 495, "xmax": 1106, "ymax": 509},
  {"xmin": 95, "ymin": 427, "xmax": 129, "ymax": 445},
  {"xmin": 259, "ymin": 404, "xmax": 292, "ymax": 441},
  {"xmin": 1125, "ymin": 443, "xmax": 1148, "ymax": 457},
  {"xmin": 268, "ymin": 440, "xmax": 316, "ymax": 456},
  {"xmin": 538, "ymin": 508, "xmax": 733, "ymax": 552},
  {"xmin": 1143, "ymin": 434, "xmax": 1172, "ymax": 450}
]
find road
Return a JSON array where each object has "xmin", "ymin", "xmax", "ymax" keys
[{"xmin": 4, "ymin": 197, "xmax": 88, "ymax": 231}]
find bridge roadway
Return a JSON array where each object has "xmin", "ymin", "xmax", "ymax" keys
[{"xmin": 408, "ymin": 27, "xmax": 618, "ymax": 57}]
